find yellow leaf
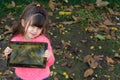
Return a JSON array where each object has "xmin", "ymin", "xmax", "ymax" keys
[
  {"xmin": 90, "ymin": 46, "xmax": 94, "ymax": 49},
  {"xmin": 84, "ymin": 68, "xmax": 94, "ymax": 78},
  {"xmin": 111, "ymin": 27, "xmax": 118, "ymax": 31},
  {"xmin": 59, "ymin": 11, "xmax": 72, "ymax": 15},
  {"xmin": 0, "ymin": 72, "xmax": 3, "ymax": 75},
  {"xmin": 114, "ymin": 53, "xmax": 120, "ymax": 58},
  {"xmin": 104, "ymin": 75, "xmax": 110, "ymax": 78}
]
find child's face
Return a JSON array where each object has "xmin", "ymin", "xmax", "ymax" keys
[{"xmin": 24, "ymin": 25, "xmax": 42, "ymax": 40}]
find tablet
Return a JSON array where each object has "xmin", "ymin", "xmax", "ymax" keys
[{"xmin": 7, "ymin": 41, "xmax": 48, "ymax": 68}]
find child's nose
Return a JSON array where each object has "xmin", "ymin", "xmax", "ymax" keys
[{"xmin": 33, "ymin": 27, "xmax": 38, "ymax": 32}]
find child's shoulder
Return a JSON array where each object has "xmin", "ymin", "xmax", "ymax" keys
[
  {"xmin": 35, "ymin": 34, "xmax": 50, "ymax": 42},
  {"xmin": 10, "ymin": 34, "xmax": 23, "ymax": 41}
]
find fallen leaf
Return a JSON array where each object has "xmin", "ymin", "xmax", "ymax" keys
[
  {"xmin": 108, "ymin": 66, "xmax": 115, "ymax": 71},
  {"xmin": 96, "ymin": 0, "xmax": 109, "ymax": 7},
  {"xmin": 4, "ymin": 25, "xmax": 12, "ymax": 34},
  {"xmin": 80, "ymin": 39, "xmax": 87, "ymax": 43},
  {"xmin": 1, "ymin": 18, "xmax": 6, "ymax": 24},
  {"xmin": 108, "ymin": 8, "xmax": 115, "ymax": 15},
  {"xmin": 95, "ymin": 34, "xmax": 105, "ymax": 40},
  {"xmin": 61, "ymin": 21, "xmax": 75, "ymax": 25},
  {"xmin": 0, "ymin": 72, "xmax": 3, "ymax": 75},
  {"xmin": 84, "ymin": 68, "xmax": 94, "ymax": 78},
  {"xmin": 48, "ymin": 0, "xmax": 56, "ymax": 11},
  {"xmin": 90, "ymin": 46, "xmax": 95, "ymax": 50},
  {"xmin": 104, "ymin": 75, "xmax": 110, "ymax": 78},
  {"xmin": 88, "ymin": 4, "xmax": 95, "ymax": 10},
  {"xmin": 48, "ymin": 12, "xmax": 53, "ymax": 16},
  {"xmin": 106, "ymin": 56, "xmax": 115, "ymax": 64},
  {"xmin": 110, "ymin": 30, "xmax": 116, "ymax": 40},
  {"xmin": 61, "ymin": 40, "xmax": 71, "ymax": 48},
  {"xmin": 83, "ymin": 55, "xmax": 92, "ymax": 63},
  {"xmin": 103, "ymin": 19, "xmax": 115, "ymax": 26},
  {"xmin": 93, "ymin": 55, "xmax": 103, "ymax": 61},
  {"xmin": 88, "ymin": 57, "xmax": 98, "ymax": 69},
  {"xmin": 11, "ymin": 1, "xmax": 16, "ymax": 7},
  {"xmin": 54, "ymin": 77, "xmax": 58, "ymax": 80},
  {"xmin": 7, "ymin": 12, "xmax": 13, "ymax": 18},
  {"xmin": 59, "ymin": 11, "xmax": 72, "ymax": 15},
  {"xmin": 64, "ymin": 0, "xmax": 69, "ymax": 3},
  {"xmin": 61, "ymin": 62, "xmax": 67, "ymax": 66},
  {"xmin": 72, "ymin": 16, "xmax": 82, "ymax": 22},
  {"xmin": 85, "ymin": 27, "xmax": 98, "ymax": 33},
  {"xmin": 99, "ymin": 24, "xmax": 109, "ymax": 33},
  {"xmin": 114, "ymin": 53, "xmax": 120, "ymax": 58}
]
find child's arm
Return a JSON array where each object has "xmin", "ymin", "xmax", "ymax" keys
[
  {"xmin": 45, "ymin": 41, "xmax": 55, "ymax": 67},
  {"xmin": 4, "ymin": 47, "xmax": 12, "ymax": 59}
]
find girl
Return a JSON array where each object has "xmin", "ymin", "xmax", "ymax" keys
[{"xmin": 4, "ymin": 2, "xmax": 55, "ymax": 80}]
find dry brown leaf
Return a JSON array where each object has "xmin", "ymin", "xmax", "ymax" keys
[
  {"xmin": 88, "ymin": 57, "xmax": 98, "ymax": 69},
  {"xmin": 84, "ymin": 68, "xmax": 94, "ymax": 78},
  {"xmin": 83, "ymin": 55, "xmax": 92, "ymax": 63},
  {"xmin": 54, "ymin": 77, "xmax": 58, "ymax": 80},
  {"xmin": 99, "ymin": 24, "xmax": 109, "ymax": 29},
  {"xmin": 50, "ymin": 22, "xmax": 56, "ymax": 27},
  {"xmin": 61, "ymin": 21, "xmax": 75, "ymax": 25},
  {"xmin": 74, "ymin": 5, "xmax": 80, "ymax": 8},
  {"xmin": 48, "ymin": 12, "xmax": 53, "ymax": 16},
  {"xmin": 99, "ymin": 24, "xmax": 109, "ymax": 33},
  {"xmin": 110, "ymin": 30, "xmax": 116, "ymax": 40},
  {"xmin": 5, "ymin": 25, "xmax": 12, "ymax": 31},
  {"xmin": 103, "ymin": 19, "xmax": 115, "ymax": 26},
  {"xmin": 85, "ymin": 27, "xmax": 98, "ymax": 33},
  {"xmin": 96, "ymin": 0, "xmax": 109, "ymax": 7},
  {"xmin": 4, "ymin": 25, "xmax": 12, "ymax": 34},
  {"xmin": 93, "ymin": 55, "xmax": 103, "ymax": 61},
  {"xmin": 72, "ymin": 16, "xmax": 82, "ymax": 22},
  {"xmin": 108, "ymin": 66, "xmax": 115, "ymax": 71},
  {"xmin": 108, "ymin": 8, "xmax": 115, "ymax": 15},
  {"xmin": 106, "ymin": 56, "xmax": 115, "ymax": 64},
  {"xmin": 48, "ymin": 0, "xmax": 56, "ymax": 11},
  {"xmin": 105, "ymin": 34, "xmax": 112, "ymax": 39},
  {"xmin": 114, "ymin": 12, "xmax": 120, "ymax": 16},
  {"xmin": 64, "ymin": 53, "xmax": 72, "ymax": 59},
  {"xmin": 61, "ymin": 40, "xmax": 71, "ymax": 48},
  {"xmin": 80, "ymin": 40, "xmax": 87, "ymax": 43},
  {"xmin": 11, "ymin": 1, "xmax": 16, "ymax": 7},
  {"xmin": 1, "ymin": 18, "xmax": 6, "ymax": 24},
  {"xmin": 7, "ymin": 12, "xmax": 13, "ymax": 18},
  {"xmin": 61, "ymin": 62, "xmax": 67, "ymax": 66},
  {"xmin": 88, "ymin": 4, "xmax": 95, "ymax": 10},
  {"xmin": 114, "ymin": 53, "xmax": 120, "ymax": 58}
]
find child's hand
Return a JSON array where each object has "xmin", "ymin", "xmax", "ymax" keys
[
  {"xmin": 4, "ymin": 47, "xmax": 12, "ymax": 59},
  {"xmin": 43, "ymin": 50, "xmax": 50, "ymax": 61}
]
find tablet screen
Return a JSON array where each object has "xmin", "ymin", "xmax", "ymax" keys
[{"xmin": 7, "ymin": 41, "xmax": 48, "ymax": 68}]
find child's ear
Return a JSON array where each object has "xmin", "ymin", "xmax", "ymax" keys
[{"xmin": 21, "ymin": 19, "xmax": 25, "ymax": 27}]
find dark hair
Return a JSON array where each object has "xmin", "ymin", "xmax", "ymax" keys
[{"xmin": 12, "ymin": 2, "xmax": 49, "ymax": 37}]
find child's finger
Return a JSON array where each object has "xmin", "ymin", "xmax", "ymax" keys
[
  {"xmin": 44, "ymin": 50, "xmax": 50, "ymax": 60},
  {"xmin": 4, "ymin": 47, "xmax": 12, "ymax": 56}
]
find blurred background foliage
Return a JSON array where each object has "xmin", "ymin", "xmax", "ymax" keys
[{"xmin": 0, "ymin": 0, "xmax": 120, "ymax": 18}]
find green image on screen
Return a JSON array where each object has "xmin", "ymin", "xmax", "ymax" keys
[{"xmin": 7, "ymin": 41, "xmax": 48, "ymax": 68}]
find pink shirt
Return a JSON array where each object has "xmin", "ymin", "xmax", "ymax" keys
[{"xmin": 11, "ymin": 34, "xmax": 55, "ymax": 80}]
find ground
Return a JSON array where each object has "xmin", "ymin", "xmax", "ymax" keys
[{"xmin": 0, "ymin": 1, "xmax": 120, "ymax": 80}]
